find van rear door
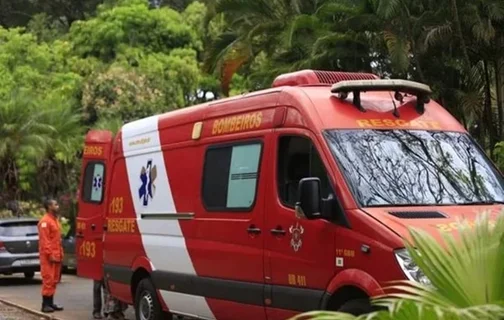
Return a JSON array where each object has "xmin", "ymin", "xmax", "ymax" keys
[{"xmin": 76, "ymin": 130, "xmax": 113, "ymax": 280}]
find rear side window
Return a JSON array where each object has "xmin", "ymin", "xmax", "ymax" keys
[
  {"xmin": 0, "ymin": 222, "xmax": 38, "ymax": 237},
  {"xmin": 202, "ymin": 142, "xmax": 262, "ymax": 211},
  {"xmin": 82, "ymin": 162, "xmax": 105, "ymax": 203}
]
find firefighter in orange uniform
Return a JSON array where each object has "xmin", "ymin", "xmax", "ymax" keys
[{"xmin": 38, "ymin": 198, "xmax": 64, "ymax": 313}]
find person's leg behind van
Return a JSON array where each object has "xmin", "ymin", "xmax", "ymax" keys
[{"xmin": 93, "ymin": 279, "xmax": 103, "ymax": 319}]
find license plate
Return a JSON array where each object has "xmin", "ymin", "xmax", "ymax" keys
[{"xmin": 12, "ymin": 259, "xmax": 40, "ymax": 266}]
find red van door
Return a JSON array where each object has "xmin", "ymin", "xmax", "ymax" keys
[
  {"xmin": 76, "ymin": 131, "xmax": 113, "ymax": 280},
  {"xmin": 264, "ymin": 131, "xmax": 336, "ymax": 319}
]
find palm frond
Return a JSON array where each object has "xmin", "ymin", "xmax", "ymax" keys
[
  {"xmin": 424, "ymin": 24, "xmax": 453, "ymax": 49},
  {"xmin": 380, "ymin": 211, "xmax": 504, "ymax": 310},
  {"xmin": 383, "ymin": 31, "xmax": 410, "ymax": 73},
  {"xmin": 215, "ymin": 0, "xmax": 278, "ymax": 21},
  {"xmin": 203, "ymin": 31, "xmax": 241, "ymax": 73},
  {"xmin": 283, "ymin": 14, "xmax": 320, "ymax": 48},
  {"xmin": 220, "ymin": 44, "xmax": 251, "ymax": 96},
  {"xmin": 471, "ymin": 20, "xmax": 496, "ymax": 44},
  {"xmin": 485, "ymin": 1, "xmax": 504, "ymax": 22},
  {"xmin": 93, "ymin": 117, "xmax": 123, "ymax": 135},
  {"xmin": 376, "ymin": 0, "xmax": 403, "ymax": 20}
]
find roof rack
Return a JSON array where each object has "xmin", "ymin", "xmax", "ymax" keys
[{"xmin": 331, "ymin": 79, "xmax": 432, "ymax": 114}]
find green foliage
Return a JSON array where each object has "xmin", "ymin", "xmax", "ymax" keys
[
  {"xmin": 0, "ymin": 27, "xmax": 84, "ymax": 101},
  {"xmin": 0, "ymin": 201, "xmax": 45, "ymax": 219},
  {"xmin": 69, "ymin": 0, "xmax": 200, "ymax": 62},
  {"xmin": 292, "ymin": 210, "xmax": 504, "ymax": 319},
  {"xmin": 0, "ymin": 4, "xmax": 503, "ymax": 320},
  {"xmin": 0, "ymin": 0, "xmax": 215, "ymax": 211},
  {"xmin": 493, "ymin": 142, "xmax": 504, "ymax": 171},
  {"xmin": 28, "ymin": 0, "xmax": 104, "ymax": 25},
  {"xmin": 26, "ymin": 13, "xmax": 67, "ymax": 43},
  {"xmin": 0, "ymin": 25, "xmax": 86, "ymax": 201},
  {"xmin": 93, "ymin": 117, "xmax": 124, "ymax": 135},
  {"xmin": 183, "ymin": 1, "xmax": 208, "ymax": 42},
  {"xmin": 163, "ymin": 0, "xmax": 195, "ymax": 11},
  {"xmin": 130, "ymin": 48, "xmax": 201, "ymax": 107},
  {"xmin": 81, "ymin": 65, "xmax": 165, "ymax": 123},
  {"xmin": 391, "ymin": 213, "xmax": 504, "ymax": 308}
]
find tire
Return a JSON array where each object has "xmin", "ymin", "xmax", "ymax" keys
[
  {"xmin": 24, "ymin": 271, "xmax": 35, "ymax": 279},
  {"xmin": 134, "ymin": 278, "xmax": 172, "ymax": 320},
  {"xmin": 337, "ymin": 299, "xmax": 374, "ymax": 316}
]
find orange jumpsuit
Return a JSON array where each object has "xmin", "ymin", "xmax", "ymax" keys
[{"xmin": 38, "ymin": 213, "xmax": 64, "ymax": 297}]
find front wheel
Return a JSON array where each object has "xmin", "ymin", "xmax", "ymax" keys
[
  {"xmin": 24, "ymin": 271, "xmax": 35, "ymax": 279},
  {"xmin": 134, "ymin": 278, "xmax": 172, "ymax": 320},
  {"xmin": 337, "ymin": 299, "xmax": 374, "ymax": 316}
]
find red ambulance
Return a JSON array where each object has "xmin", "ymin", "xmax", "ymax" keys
[{"xmin": 76, "ymin": 69, "xmax": 504, "ymax": 320}]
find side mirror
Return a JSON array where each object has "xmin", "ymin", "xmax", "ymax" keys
[{"xmin": 295, "ymin": 178, "xmax": 322, "ymax": 220}]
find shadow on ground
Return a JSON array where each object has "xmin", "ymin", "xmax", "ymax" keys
[{"xmin": 0, "ymin": 276, "xmax": 41, "ymax": 286}]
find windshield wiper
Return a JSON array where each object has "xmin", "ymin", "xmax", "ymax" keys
[
  {"xmin": 366, "ymin": 201, "xmax": 504, "ymax": 208},
  {"xmin": 365, "ymin": 203, "xmax": 441, "ymax": 208},
  {"xmin": 459, "ymin": 201, "xmax": 504, "ymax": 206}
]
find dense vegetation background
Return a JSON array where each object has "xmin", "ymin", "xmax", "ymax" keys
[{"xmin": 0, "ymin": 0, "xmax": 503, "ymax": 222}]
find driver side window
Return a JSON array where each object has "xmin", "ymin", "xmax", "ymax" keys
[{"xmin": 277, "ymin": 135, "xmax": 333, "ymax": 208}]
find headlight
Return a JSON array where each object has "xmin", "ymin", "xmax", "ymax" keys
[{"xmin": 394, "ymin": 248, "xmax": 431, "ymax": 286}]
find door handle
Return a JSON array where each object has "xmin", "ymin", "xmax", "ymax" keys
[
  {"xmin": 76, "ymin": 234, "xmax": 84, "ymax": 239},
  {"xmin": 247, "ymin": 225, "xmax": 261, "ymax": 235},
  {"xmin": 91, "ymin": 224, "xmax": 96, "ymax": 231},
  {"xmin": 103, "ymin": 225, "xmax": 108, "ymax": 231},
  {"xmin": 270, "ymin": 226, "xmax": 286, "ymax": 236}
]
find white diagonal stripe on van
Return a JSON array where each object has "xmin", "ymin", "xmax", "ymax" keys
[{"xmin": 122, "ymin": 115, "xmax": 215, "ymax": 318}]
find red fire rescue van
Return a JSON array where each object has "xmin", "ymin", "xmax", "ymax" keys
[{"xmin": 76, "ymin": 69, "xmax": 504, "ymax": 320}]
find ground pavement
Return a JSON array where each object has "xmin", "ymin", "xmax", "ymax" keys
[
  {"xmin": 0, "ymin": 300, "xmax": 44, "ymax": 320},
  {"xmin": 0, "ymin": 273, "xmax": 135, "ymax": 320}
]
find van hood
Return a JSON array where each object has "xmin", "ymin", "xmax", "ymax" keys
[{"xmin": 363, "ymin": 205, "xmax": 504, "ymax": 245}]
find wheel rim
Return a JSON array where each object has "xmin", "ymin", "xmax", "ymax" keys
[{"xmin": 139, "ymin": 291, "xmax": 154, "ymax": 320}]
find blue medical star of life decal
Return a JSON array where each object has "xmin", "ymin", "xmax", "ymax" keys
[
  {"xmin": 93, "ymin": 175, "xmax": 102, "ymax": 191},
  {"xmin": 139, "ymin": 160, "xmax": 157, "ymax": 206}
]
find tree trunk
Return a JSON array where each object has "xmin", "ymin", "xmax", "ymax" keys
[
  {"xmin": 450, "ymin": 0, "xmax": 471, "ymax": 67},
  {"xmin": 484, "ymin": 60, "xmax": 497, "ymax": 155},
  {"xmin": 496, "ymin": 34, "xmax": 504, "ymax": 140},
  {"xmin": 408, "ymin": 33, "xmax": 426, "ymax": 82},
  {"xmin": 495, "ymin": 58, "xmax": 504, "ymax": 140},
  {"xmin": 1, "ymin": 159, "xmax": 20, "ymax": 204}
]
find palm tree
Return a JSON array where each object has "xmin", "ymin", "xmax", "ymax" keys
[
  {"xmin": 206, "ymin": 0, "xmax": 381, "ymax": 93},
  {"xmin": 422, "ymin": 0, "xmax": 504, "ymax": 150},
  {"xmin": 35, "ymin": 97, "xmax": 84, "ymax": 197},
  {"xmin": 291, "ymin": 210, "xmax": 504, "ymax": 319},
  {"xmin": 92, "ymin": 116, "xmax": 124, "ymax": 135},
  {"xmin": 204, "ymin": 0, "xmax": 324, "ymax": 95},
  {"xmin": 0, "ymin": 92, "xmax": 54, "ymax": 203},
  {"xmin": 0, "ymin": 91, "xmax": 84, "ymax": 203}
]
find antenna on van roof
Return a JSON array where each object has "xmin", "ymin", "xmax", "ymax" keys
[{"xmin": 331, "ymin": 79, "xmax": 432, "ymax": 115}]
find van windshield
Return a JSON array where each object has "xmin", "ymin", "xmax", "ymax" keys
[{"xmin": 324, "ymin": 129, "xmax": 504, "ymax": 207}]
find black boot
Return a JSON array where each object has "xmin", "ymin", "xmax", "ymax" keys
[
  {"xmin": 41, "ymin": 296, "xmax": 54, "ymax": 313},
  {"xmin": 49, "ymin": 295, "xmax": 64, "ymax": 311}
]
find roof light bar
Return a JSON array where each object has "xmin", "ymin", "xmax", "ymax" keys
[{"xmin": 331, "ymin": 79, "xmax": 432, "ymax": 114}]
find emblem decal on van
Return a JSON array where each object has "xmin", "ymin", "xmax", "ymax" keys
[
  {"xmin": 93, "ymin": 175, "xmax": 102, "ymax": 191},
  {"xmin": 289, "ymin": 222, "xmax": 304, "ymax": 252},
  {"xmin": 139, "ymin": 160, "xmax": 157, "ymax": 206}
]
